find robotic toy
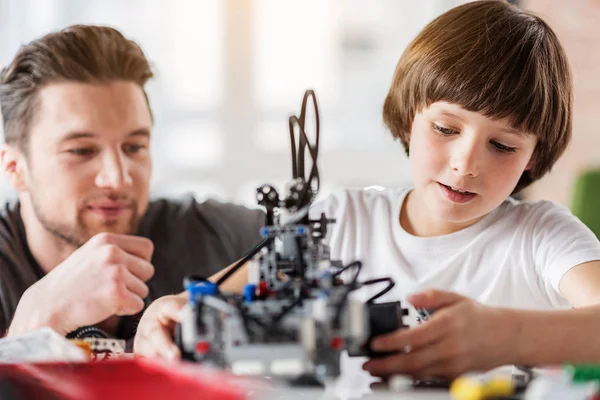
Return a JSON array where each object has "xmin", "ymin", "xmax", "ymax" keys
[{"xmin": 175, "ymin": 90, "xmax": 408, "ymax": 384}]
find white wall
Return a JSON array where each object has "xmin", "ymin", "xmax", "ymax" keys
[{"xmin": 0, "ymin": 0, "xmax": 469, "ymax": 206}]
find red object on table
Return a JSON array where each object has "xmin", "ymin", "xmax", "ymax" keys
[{"xmin": 0, "ymin": 358, "xmax": 247, "ymax": 400}]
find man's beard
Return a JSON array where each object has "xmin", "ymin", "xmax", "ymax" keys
[{"xmin": 30, "ymin": 193, "xmax": 141, "ymax": 248}]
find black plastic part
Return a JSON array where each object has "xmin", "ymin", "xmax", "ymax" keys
[
  {"xmin": 288, "ymin": 374, "xmax": 324, "ymax": 387},
  {"xmin": 412, "ymin": 378, "xmax": 452, "ymax": 389},
  {"xmin": 348, "ymin": 301, "xmax": 409, "ymax": 358},
  {"xmin": 174, "ymin": 323, "xmax": 195, "ymax": 361},
  {"xmin": 66, "ymin": 326, "xmax": 109, "ymax": 339}
]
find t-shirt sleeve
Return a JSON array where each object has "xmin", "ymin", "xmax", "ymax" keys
[
  {"xmin": 309, "ymin": 193, "xmax": 340, "ymax": 221},
  {"xmin": 309, "ymin": 190, "xmax": 362, "ymax": 264},
  {"xmin": 532, "ymin": 201, "xmax": 600, "ymax": 298},
  {"xmin": 201, "ymin": 199, "xmax": 266, "ymax": 258}
]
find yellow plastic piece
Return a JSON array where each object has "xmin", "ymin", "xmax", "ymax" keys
[
  {"xmin": 69, "ymin": 339, "xmax": 93, "ymax": 359},
  {"xmin": 450, "ymin": 375, "xmax": 514, "ymax": 400}
]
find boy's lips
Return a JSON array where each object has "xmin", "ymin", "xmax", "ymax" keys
[
  {"xmin": 438, "ymin": 182, "xmax": 476, "ymax": 194},
  {"xmin": 437, "ymin": 182, "xmax": 478, "ymax": 203}
]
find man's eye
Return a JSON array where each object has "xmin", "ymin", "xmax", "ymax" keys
[
  {"xmin": 67, "ymin": 148, "xmax": 95, "ymax": 156},
  {"xmin": 124, "ymin": 144, "xmax": 147, "ymax": 153},
  {"xmin": 432, "ymin": 124, "xmax": 458, "ymax": 136}
]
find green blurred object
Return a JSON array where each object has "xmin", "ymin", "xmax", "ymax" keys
[{"xmin": 571, "ymin": 168, "xmax": 600, "ymax": 239}]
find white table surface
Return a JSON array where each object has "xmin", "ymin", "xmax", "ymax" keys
[{"xmin": 267, "ymin": 387, "xmax": 452, "ymax": 399}]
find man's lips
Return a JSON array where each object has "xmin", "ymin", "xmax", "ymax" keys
[{"xmin": 87, "ymin": 203, "xmax": 133, "ymax": 217}]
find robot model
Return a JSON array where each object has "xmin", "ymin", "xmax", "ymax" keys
[{"xmin": 175, "ymin": 90, "xmax": 409, "ymax": 384}]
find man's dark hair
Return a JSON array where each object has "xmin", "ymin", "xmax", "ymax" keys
[{"xmin": 0, "ymin": 24, "xmax": 154, "ymax": 151}]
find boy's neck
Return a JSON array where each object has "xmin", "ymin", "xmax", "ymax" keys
[{"xmin": 400, "ymin": 189, "xmax": 482, "ymax": 237}]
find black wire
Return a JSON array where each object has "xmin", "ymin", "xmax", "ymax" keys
[
  {"xmin": 289, "ymin": 117, "xmax": 298, "ymax": 179},
  {"xmin": 232, "ymin": 298, "xmax": 266, "ymax": 337},
  {"xmin": 288, "ymin": 90, "xmax": 321, "ymax": 210},
  {"xmin": 289, "ymin": 116, "xmax": 319, "ymax": 200},
  {"xmin": 332, "ymin": 261, "xmax": 363, "ymax": 328},
  {"xmin": 332, "ymin": 260, "xmax": 362, "ymax": 278},
  {"xmin": 361, "ymin": 278, "xmax": 395, "ymax": 304},
  {"xmin": 262, "ymin": 289, "xmax": 307, "ymax": 340},
  {"xmin": 215, "ymin": 238, "xmax": 269, "ymax": 287},
  {"xmin": 271, "ymin": 296, "xmax": 304, "ymax": 328},
  {"xmin": 331, "ymin": 271, "xmax": 395, "ymax": 328},
  {"xmin": 301, "ymin": 91, "xmax": 320, "ymax": 205},
  {"xmin": 289, "ymin": 116, "xmax": 319, "ymax": 210}
]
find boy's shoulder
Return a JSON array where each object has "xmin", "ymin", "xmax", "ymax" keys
[
  {"xmin": 314, "ymin": 187, "xmax": 579, "ymax": 231},
  {"xmin": 321, "ymin": 186, "xmax": 409, "ymax": 207},
  {"xmin": 498, "ymin": 196, "xmax": 573, "ymax": 223},
  {"xmin": 310, "ymin": 187, "xmax": 407, "ymax": 223},
  {"xmin": 490, "ymin": 196, "xmax": 589, "ymax": 243}
]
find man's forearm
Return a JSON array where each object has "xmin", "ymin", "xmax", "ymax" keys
[
  {"xmin": 6, "ymin": 286, "xmax": 66, "ymax": 337},
  {"xmin": 504, "ymin": 305, "xmax": 600, "ymax": 366}
]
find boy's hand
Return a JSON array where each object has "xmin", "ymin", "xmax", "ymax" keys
[
  {"xmin": 133, "ymin": 293, "xmax": 187, "ymax": 360},
  {"xmin": 362, "ymin": 289, "xmax": 514, "ymax": 379}
]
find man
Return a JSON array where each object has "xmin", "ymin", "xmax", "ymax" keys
[{"xmin": 0, "ymin": 25, "xmax": 264, "ymax": 341}]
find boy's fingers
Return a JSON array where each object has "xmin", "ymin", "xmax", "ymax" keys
[
  {"xmin": 408, "ymin": 289, "xmax": 466, "ymax": 309},
  {"xmin": 371, "ymin": 313, "xmax": 450, "ymax": 352}
]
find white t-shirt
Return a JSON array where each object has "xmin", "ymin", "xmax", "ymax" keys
[
  {"xmin": 310, "ymin": 187, "xmax": 600, "ymax": 396},
  {"xmin": 311, "ymin": 187, "xmax": 600, "ymax": 311}
]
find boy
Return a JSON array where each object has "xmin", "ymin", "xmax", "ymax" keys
[{"xmin": 134, "ymin": 0, "xmax": 600, "ymax": 379}]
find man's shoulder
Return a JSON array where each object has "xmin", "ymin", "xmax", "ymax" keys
[
  {"xmin": 0, "ymin": 199, "xmax": 24, "ymax": 248},
  {"xmin": 141, "ymin": 195, "xmax": 265, "ymax": 235},
  {"xmin": 140, "ymin": 195, "xmax": 266, "ymax": 277},
  {"xmin": 0, "ymin": 199, "xmax": 39, "ymax": 334}
]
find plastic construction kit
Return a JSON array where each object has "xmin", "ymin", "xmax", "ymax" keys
[{"xmin": 175, "ymin": 90, "xmax": 408, "ymax": 384}]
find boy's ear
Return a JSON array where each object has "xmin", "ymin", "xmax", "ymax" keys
[
  {"xmin": 525, "ymin": 156, "xmax": 534, "ymax": 171},
  {"xmin": 0, "ymin": 144, "xmax": 29, "ymax": 192}
]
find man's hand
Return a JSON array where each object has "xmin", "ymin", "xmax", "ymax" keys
[
  {"xmin": 362, "ymin": 289, "xmax": 515, "ymax": 379},
  {"xmin": 133, "ymin": 259, "xmax": 249, "ymax": 360},
  {"xmin": 7, "ymin": 232, "xmax": 154, "ymax": 337},
  {"xmin": 133, "ymin": 293, "xmax": 186, "ymax": 360}
]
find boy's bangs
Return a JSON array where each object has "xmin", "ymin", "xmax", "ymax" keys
[{"xmin": 419, "ymin": 38, "xmax": 559, "ymax": 141}]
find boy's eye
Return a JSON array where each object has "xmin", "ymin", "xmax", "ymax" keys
[
  {"xmin": 67, "ymin": 148, "xmax": 95, "ymax": 156},
  {"xmin": 491, "ymin": 141, "xmax": 516, "ymax": 153},
  {"xmin": 432, "ymin": 124, "xmax": 458, "ymax": 136}
]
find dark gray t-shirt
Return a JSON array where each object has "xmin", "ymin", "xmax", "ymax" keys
[{"xmin": 0, "ymin": 195, "xmax": 265, "ymax": 338}]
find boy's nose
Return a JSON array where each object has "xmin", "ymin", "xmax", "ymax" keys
[{"xmin": 450, "ymin": 143, "xmax": 480, "ymax": 178}]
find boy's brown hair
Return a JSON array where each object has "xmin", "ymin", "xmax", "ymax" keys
[
  {"xmin": 382, "ymin": 0, "xmax": 572, "ymax": 193},
  {"xmin": 0, "ymin": 25, "xmax": 154, "ymax": 152}
]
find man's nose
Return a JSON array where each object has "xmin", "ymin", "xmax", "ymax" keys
[{"xmin": 94, "ymin": 150, "xmax": 133, "ymax": 189}]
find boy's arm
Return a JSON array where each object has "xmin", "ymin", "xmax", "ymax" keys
[
  {"xmin": 508, "ymin": 259, "xmax": 600, "ymax": 365},
  {"xmin": 363, "ymin": 262, "xmax": 600, "ymax": 378},
  {"xmin": 558, "ymin": 260, "xmax": 600, "ymax": 307},
  {"xmin": 503, "ymin": 303, "xmax": 600, "ymax": 366}
]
